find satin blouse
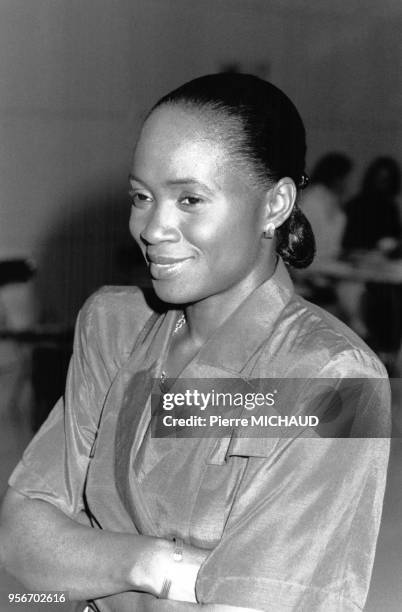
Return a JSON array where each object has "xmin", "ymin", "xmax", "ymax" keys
[{"xmin": 9, "ymin": 259, "xmax": 391, "ymax": 612}]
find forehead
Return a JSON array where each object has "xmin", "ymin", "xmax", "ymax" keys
[
  {"xmin": 133, "ymin": 105, "xmax": 229, "ymax": 177},
  {"xmin": 140, "ymin": 104, "xmax": 220, "ymax": 143}
]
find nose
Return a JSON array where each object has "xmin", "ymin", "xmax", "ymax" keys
[{"xmin": 137, "ymin": 201, "xmax": 181, "ymax": 246}]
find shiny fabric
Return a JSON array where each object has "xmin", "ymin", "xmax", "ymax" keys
[{"xmin": 9, "ymin": 259, "xmax": 391, "ymax": 611}]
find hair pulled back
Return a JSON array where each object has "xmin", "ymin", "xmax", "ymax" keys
[{"xmin": 153, "ymin": 73, "xmax": 315, "ymax": 268}]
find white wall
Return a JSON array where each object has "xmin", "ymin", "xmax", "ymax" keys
[{"xmin": 1, "ymin": 0, "xmax": 401, "ymax": 320}]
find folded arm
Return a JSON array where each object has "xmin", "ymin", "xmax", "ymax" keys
[
  {"xmin": 0, "ymin": 489, "xmax": 259, "ymax": 611},
  {"xmin": 0, "ymin": 488, "xmax": 205, "ymax": 602}
]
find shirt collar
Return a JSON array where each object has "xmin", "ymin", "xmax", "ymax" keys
[{"xmin": 191, "ymin": 258, "xmax": 295, "ymax": 375}]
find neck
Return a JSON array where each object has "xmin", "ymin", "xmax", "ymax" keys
[{"xmin": 182, "ymin": 258, "xmax": 277, "ymax": 345}]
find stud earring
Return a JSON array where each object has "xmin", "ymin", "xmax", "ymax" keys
[{"xmin": 263, "ymin": 223, "xmax": 275, "ymax": 239}]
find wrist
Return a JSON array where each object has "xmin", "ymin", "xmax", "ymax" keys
[
  {"xmin": 126, "ymin": 535, "xmax": 207, "ymax": 603},
  {"xmin": 127, "ymin": 536, "xmax": 172, "ymax": 596}
]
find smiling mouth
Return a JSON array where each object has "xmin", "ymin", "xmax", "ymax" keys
[
  {"xmin": 147, "ymin": 256, "xmax": 193, "ymax": 280},
  {"xmin": 148, "ymin": 255, "xmax": 190, "ymax": 265}
]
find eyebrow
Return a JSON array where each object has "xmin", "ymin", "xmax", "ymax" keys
[{"xmin": 128, "ymin": 174, "xmax": 217, "ymax": 196}]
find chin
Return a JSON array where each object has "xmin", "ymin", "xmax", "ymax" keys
[{"xmin": 151, "ymin": 279, "xmax": 191, "ymax": 305}]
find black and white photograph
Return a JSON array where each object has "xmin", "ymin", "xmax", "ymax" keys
[{"xmin": 0, "ymin": 1, "xmax": 401, "ymax": 611}]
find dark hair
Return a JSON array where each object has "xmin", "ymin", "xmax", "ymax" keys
[
  {"xmin": 311, "ymin": 152, "xmax": 353, "ymax": 188},
  {"xmin": 152, "ymin": 73, "xmax": 315, "ymax": 268},
  {"xmin": 0, "ymin": 259, "xmax": 36, "ymax": 287},
  {"xmin": 362, "ymin": 156, "xmax": 401, "ymax": 197}
]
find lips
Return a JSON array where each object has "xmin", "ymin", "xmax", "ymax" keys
[
  {"xmin": 147, "ymin": 254, "xmax": 190, "ymax": 265},
  {"xmin": 146, "ymin": 253, "xmax": 193, "ymax": 280}
]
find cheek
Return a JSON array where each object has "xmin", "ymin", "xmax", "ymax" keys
[
  {"xmin": 183, "ymin": 207, "xmax": 257, "ymax": 264},
  {"xmin": 129, "ymin": 209, "xmax": 143, "ymax": 244},
  {"xmin": 182, "ymin": 215, "xmax": 232, "ymax": 255}
]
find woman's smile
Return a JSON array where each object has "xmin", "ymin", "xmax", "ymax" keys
[
  {"xmin": 129, "ymin": 105, "xmax": 272, "ymax": 305},
  {"xmin": 148, "ymin": 256, "xmax": 194, "ymax": 280}
]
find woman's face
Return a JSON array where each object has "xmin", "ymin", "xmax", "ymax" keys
[{"xmin": 129, "ymin": 105, "xmax": 273, "ymax": 305}]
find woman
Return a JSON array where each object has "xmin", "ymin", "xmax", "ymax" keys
[
  {"xmin": 0, "ymin": 74, "xmax": 391, "ymax": 611},
  {"xmin": 342, "ymin": 156, "xmax": 401, "ymax": 253},
  {"xmin": 301, "ymin": 152, "xmax": 353, "ymax": 262}
]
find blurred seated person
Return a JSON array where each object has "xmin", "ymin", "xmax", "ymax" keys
[
  {"xmin": 302, "ymin": 152, "xmax": 353, "ymax": 261},
  {"xmin": 342, "ymin": 156, "xmax": 401, "ymax": 254},
  {"xmin": 298, "ymin": 153, "xmax": 353, "ymax": 313},
  {"xmin": 342, "ymin": 157, "xmax": 402, "ymax": 368}
]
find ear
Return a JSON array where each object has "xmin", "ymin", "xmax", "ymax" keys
[{"xmin": 262, "ymin": 177, "xmax": 297, "ymax": 232}]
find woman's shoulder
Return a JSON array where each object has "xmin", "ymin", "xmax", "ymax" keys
[
  {"xmin": 276, "ymin": 294, "xmax": 388, "ymax": 379},
  {"xmin": 81, "ymin": 284, "xmax": 157, "ymax": 318},
  {"xmin": 77, "ymin": 285, "xmax": 163, "ymax": 367}
]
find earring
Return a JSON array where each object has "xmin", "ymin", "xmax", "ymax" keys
[{"xmin": 263, "ymin": 223, "xmax": 275, "ymax": 239}]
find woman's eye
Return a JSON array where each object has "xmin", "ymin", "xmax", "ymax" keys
[
  {"xmin": 180, "ymin": 196, "xmax": 203, "ymax": 207},
  {"xmin": 129, "ymin": 191, "xmax": 152, "ymax": 206}
]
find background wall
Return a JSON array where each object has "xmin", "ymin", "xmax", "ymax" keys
[{"xmin": 1, "ymin": 0, "xmax": 401, "ymax": 321}]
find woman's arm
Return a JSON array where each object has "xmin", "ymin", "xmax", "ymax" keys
[
  {"xmin": 0, "ymin": 291, "xmax": 209, "ymax": 602},
  {"xmin": 0, "ymin": 491, "xmax": 256, "ymax": 610},
  {"xmin": 0, "ymin": 488, "xmax": 206, "ymax": 602}
]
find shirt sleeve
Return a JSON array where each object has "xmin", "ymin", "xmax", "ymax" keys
[
  {"xmin": 195, "ymin": 351, "xmax": 391, "ymax": 612},
  {"xmin": 8, "ymin": 290, "xmax": 120, "ymax": 518}
]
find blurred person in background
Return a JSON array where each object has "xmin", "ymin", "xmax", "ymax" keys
[
  {"xmin": 298, "ymin": 153, "xmax": 353, "ymax": 315},
  {"xmin": 301, "ymin": 152, "xmax": 353, "ymax": 261},
  {"xmin": 342, "ymin": 156, "xmax": 401, "ymax": 254},
  {"xmin": 342, "ymin": 157, "xmax": 402, "ymax": 370}
]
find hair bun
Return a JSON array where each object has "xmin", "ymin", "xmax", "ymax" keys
[{"xmin": 276, "ymin": 205, "xmax": 315, "ymax": 268}]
